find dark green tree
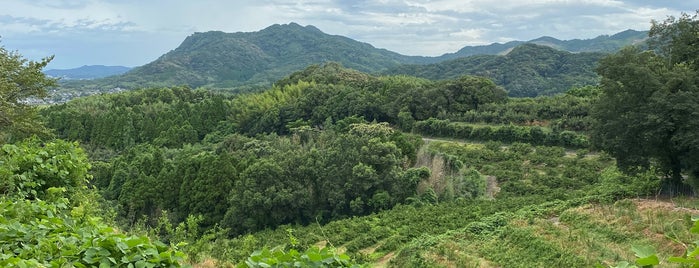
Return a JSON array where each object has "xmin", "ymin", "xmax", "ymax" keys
[
  {"xmin": 592, "ymin": 13, "xmax": 699, "ymax": 193},
  {"xmin": 649, "ymin": 11, "xmax": 699, "ymax": 69}
]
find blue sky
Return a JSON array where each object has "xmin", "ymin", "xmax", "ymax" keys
[{"xmin": 1, "ymin": 0, "xmax": 696, "ymax": 69}]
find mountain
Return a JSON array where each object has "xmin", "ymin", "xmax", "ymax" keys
[
  {"xmin": 437, "ymin": 29, "xmax": 647, "ymax": 60},
  {"xmin": 59, "ymin": 24, "xmax": 645, "ymax": 95},
  {"xmin": 385, "ymin": 44, "xmax": 606, "ymax": 97},
  {"xmin": 44, "ymin": 65, "xmax": 131, "ymax": 80},
  {"xmin": 81, "ymin": 23, "xmax": 429, "ymax": 89}
]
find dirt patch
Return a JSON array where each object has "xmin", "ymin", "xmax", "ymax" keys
[
  {"xmin": 373, "ymin": 251, "xmax": 396, "ymax": 268},
  {"xmin": 314, "ymin": 240, "xmax": 328, "ymax": 249},
  {"xmin": 193, "ymin": 259, "xmax": 230, "ymax": 268},
  {"xmin": 485, "ymin": 176, "xmax": 500, "ymax": 199},
  {"xmin": 359, "ymin": 241, "xmax": 384, "ymax": 255},
  {"xmin": 634, "ymin": 199, "xmax": 699, "ymax": 214}
]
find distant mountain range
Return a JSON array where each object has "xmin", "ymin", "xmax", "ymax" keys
[
  {"xmin": 45, "ymin": 65, "xmax": 131, "ymax": 80},
  {"xmin": 436, "ymin": 29, "xmax": 647, "ymax": 61},
  {"xmin": 59, "ymin": 23, "xmax": 648, "ymax": 97}
]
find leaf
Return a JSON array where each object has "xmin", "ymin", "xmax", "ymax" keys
[
  {"xmin": 135, "ymin": 260, "xmax": 147, "ymax": 268},
  {"xmin": 668, "ymin": 256, "xmax": 698, "ymax": 264},
  {"xmin": 635, "ymin": 255, "xmax": 659, "ymax": 266},
  {"xmin": 99, "ymin": 260, "xmax": 111, "ymax": 268},
  {"xmin": 690, "ymin": 219, "xmax": 699, "ymax": 234},
  {"xmin": 632, "ymin": 245, "xmax": 659, "ymax": 266},
  {"xmin": 611, "ymin": 261, "xmax": 632, "ymax": 268},
  {"xmin": 632, "ymin": 245, "xmax": 656, "ymax": 258},
  {"xmin": 307, "ymin": 251, "xmax": 323, "ymax": 262},
  {"xmin": 687, "ymin": 246, "xmax": 699, "ymax": 258}
]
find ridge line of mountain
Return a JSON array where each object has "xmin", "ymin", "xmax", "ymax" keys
[{"xmin": 55, "ymin": 22, "xmax": 647, "ymax": 98}]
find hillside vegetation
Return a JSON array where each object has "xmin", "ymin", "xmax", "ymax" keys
[
  {"xmin": 385, "ymin": 44, "xmax": 605, "ymax": 97},
  {"xmin": 61, "ymin": 23, "xmax": 427, "ymax": 91},
  {"xmin": 3, "ymin": 11, "xmax": 699, "ymax": 268}
]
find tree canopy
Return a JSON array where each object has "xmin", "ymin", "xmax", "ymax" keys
[
  {"xmin": 0, "ymin": 43, "xmax": 56, "ymax": 143},
  {"xmin": 591, "ymin": 11, "xmax": 699, "ymax": 193}
]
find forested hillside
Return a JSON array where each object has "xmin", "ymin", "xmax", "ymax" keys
[
  {"xmin": 4, "ymin": 11, "xmax": 699, "ymax": 268},
  {"xmin": 61, "ymin": 23, "xmax": 429, "ymax": 91},
  {"xmin": 385, "ymin": 44, "xmax": 605, "ymax": 97}
]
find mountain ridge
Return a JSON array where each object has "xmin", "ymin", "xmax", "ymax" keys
[
  {"xmin": 436, "ymin": 28, "xmax": 646, "ymax": 60},
  {"xmin": 59, "ymin": 23, "xmax": 646, "ymax": 95}
]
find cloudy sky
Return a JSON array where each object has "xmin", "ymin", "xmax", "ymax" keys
[{"xmin": 1, "ymin": 0, "xmax": 696, "ymax": 69}]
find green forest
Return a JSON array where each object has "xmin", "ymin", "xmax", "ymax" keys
[{"xmin": 2, "ymin": 12, "xmax": 699, "ymax": 268}]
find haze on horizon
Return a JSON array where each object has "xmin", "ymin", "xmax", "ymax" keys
[{"xmin": 1, "ymin": 0, "xmax": 696, "ymax": 69}]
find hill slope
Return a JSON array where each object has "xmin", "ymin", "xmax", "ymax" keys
[
  {"xmin": 83, "ymin": 23, "xmax": 428, "ymax": 89},
  {"xmin": 385, "ymin": 44, "xmax": 606, "ymax": 97}
]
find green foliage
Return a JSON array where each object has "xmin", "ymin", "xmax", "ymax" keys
[
  {"xmin": 667, "ymin": 216, "xmax": 699, "ymax": 266},
  {"xmin": 0, "ymin": 197, "xmax": 187, "ymax": 267},
  {"xmin": 42, "ymin": 86, "xmax": 231, "ymax": 151},
  {"xmin": 631, "ymin": 245, "xmax": 660, "ymax": 267},
  {"xmin": 649, "ymin": 11, "xmax": 699, "ymax": 69},
  {"xmin": 91, "ymin": 123, "xmax": 422, "ymax": 235},
  {"xmin": 592, "ymin": 13, "xmax": 699, "ymax": 194},
  {"xmin": 30, "ymin": 22, "xmax": 691, "ymax": 268},
  {"xmin": 0, "ymin": 138, "xmax": 90, "ymax": 200},
  {"xmin": 0, "ymin": 43, "xmax": 56, "ymax": 142},
  {"xmin": 240, "ymin": 246, "xmax": 363, "ymax": 268},
  {"xmin": 386, "ymin": 44, "xmax": 605, "ymax": 97},
  {"xmin": 0, "ymin": 138, "xmax": 187, "ymax": 267},
  {"xmin": 413, "ymin": 118, "xmax": 589, "ymax": 148}
]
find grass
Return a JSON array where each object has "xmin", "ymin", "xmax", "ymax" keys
[{"xmin": 391, "ymin": 198, "xmax": 697, "ymax": 267}]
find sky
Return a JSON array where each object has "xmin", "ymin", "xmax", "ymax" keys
[{"xmin": 1, "ymin": 0, "xmax": 696, "ymax": 69}]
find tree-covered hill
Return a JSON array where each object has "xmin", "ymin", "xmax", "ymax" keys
[
  {"xmin": 63, "ymin": 23, "xmax": 430, "ymax": 90},
  {"xmin": 385, "ymin": 44, "xmax": 606, "ymax": 97},
  {"xmin": 57, "ymin": 24, "xmax": 645, "ymax": 98}
]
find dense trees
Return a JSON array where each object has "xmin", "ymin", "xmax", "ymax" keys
[
  {"xmin": 591, "ymin": 12, "xmax": 699, "ymax": 193},
  {"xmin": 41, "ymin": 64, "xmax": 593, "ymax": 236},
  {"xmin": 42, "ymin": 86, "xmax": 230, "ymax": 150},
  {"xmin": 0, "ymin": 43, "xmax": 56, "ymax": 143},
  {"xmin": 94, "ymin": 124, "xmax": 424, "ymax": 235}
]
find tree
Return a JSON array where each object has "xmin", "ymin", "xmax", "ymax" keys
[
  {"xmin": 440, "ymin": 75, "xmax": 507, "ymax": 111},
  {"xmin": 0, "ymin": 43, "xmax": 56, "ymax": 143},
  {"xmin": 649, "ymin": 11, "xmax": 699, "ymax": 69},
  {"xmin": 591, "ymin": 13, "xmax": 699, "ymax": 194}
]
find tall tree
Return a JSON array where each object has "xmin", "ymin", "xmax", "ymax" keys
[
  {"xmin": 0, "ymin": 43, "xmax": 56, "ymax": 142},
  {"xmin": 592, "ymin": 12, "xmax": 699, "ymax": 193},
  {"xmin": 649, "ymin": 11, "xmax": 699, "ymax": 69}
]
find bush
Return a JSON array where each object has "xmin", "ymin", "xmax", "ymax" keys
[
  {"xmin": 0, "ymin": 195, "xmax": 187, "ymax": 267},
  {"xmin": 0, "ymin": 138, "xmax": 188, "ymax": 267},
  {"xmin": 240, "ymin": 246, "xmax": 364, "ymax": 268}
]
